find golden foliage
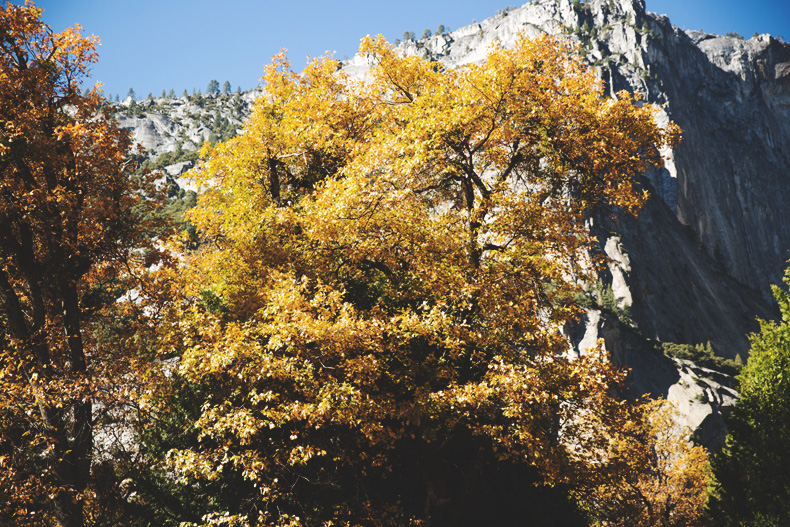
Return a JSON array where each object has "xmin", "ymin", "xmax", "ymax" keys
[
  {"xmin": 581, "ymin": 400, "xmax": 711, "ymax": 527},
  {"xmin": 153, "ymin": 34, "xmax": 686, "ymax": 526}
]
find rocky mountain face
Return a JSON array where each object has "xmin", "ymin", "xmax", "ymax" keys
[
  {"xmin": 113, "ymin": 88, "xmax": 261, "ymax": 178},
  {"xmin": 117, "ymin": 0, "xmax": 790, "ymax": 447}
]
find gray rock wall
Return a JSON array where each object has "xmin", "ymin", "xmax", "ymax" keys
[{"xmin": 642, "ymin": 27, "xmax": 790, "ymax": 303}]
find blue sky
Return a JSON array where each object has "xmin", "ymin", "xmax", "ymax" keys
[{"xmin": 35, "ymin": 0, "xmax": 790, "ymax": 100}]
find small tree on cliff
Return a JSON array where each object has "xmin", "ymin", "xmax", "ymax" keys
[{"xmin": 148, "ymin": 35, "xmax": 682, "ymax": 526}]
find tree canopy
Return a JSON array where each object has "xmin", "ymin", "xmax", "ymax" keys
[
  {"xmin": 584, "ymin": 400, "xmax": 711, "ymax": 527},
  {"xmin": 141, "ymin": 34, "xmax": 688, "ymax": 527}
]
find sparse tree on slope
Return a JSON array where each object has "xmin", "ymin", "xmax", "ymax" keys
[
  {"xmin": 206, "ymin": 79, "xmax": 219, "ymax": 94},
  {"xmin": 149, "ymin": 35, "xmax": 682, "ymax": 527}
]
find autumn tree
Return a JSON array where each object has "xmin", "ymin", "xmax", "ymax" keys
[
  {"xmin": 580, "ymin": 400, "xmax": 711, "ymax": 527},
  {"xmin": 146, "ymin": 34, "xmax": 681, "ymax": 526},
  {"xmin": 708, "ymin": 268, "xmax": 790, "ymax": 526},
  {"xmin": 0, "ymin": 2, "xmax": 167, "ymax": 526}
]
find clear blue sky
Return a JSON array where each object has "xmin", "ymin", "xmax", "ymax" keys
[{"xmin": 35, "ymin": 0, "xmax": 790, "ymax": 99}]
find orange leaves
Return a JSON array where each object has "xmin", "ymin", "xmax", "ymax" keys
[
  {"xmin": 581, "ymin": 400, "xmax": 712, "ymax": 527},
  {"xmin": 0, "ymin": 3, "xmax": 172, "ymax": 525}
]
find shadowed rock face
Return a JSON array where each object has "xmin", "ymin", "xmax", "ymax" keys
[
  {"xmin": 593, "ymin": 6, "xmax": 789, "ymax": 358},
  {"xmin": 647, "ymin": 30, "xmax": 790, "ymax": 303},
  {"xmin": 597, "ymin": 191, "xmax": 774, "ymax": 360}
]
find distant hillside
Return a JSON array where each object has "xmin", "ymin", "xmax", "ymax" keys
[{"xmin": 111, "ymin": 88, "xmax": 261, "ymax": 178}]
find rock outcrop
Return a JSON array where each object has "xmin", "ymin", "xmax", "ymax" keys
[
  {"xmin": 113, "ymin": 89, "xmax": 261, "ymax": 176},
  {"xmin": 568, "ymin": 308, "xmax": 738, "ymax": 449}
]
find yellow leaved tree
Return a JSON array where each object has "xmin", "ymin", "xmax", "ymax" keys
[
  {"xmin": 581, "ymin": 400, "xmax": 712, "ymax": 527},
  {"xmin": 147, "ymin": 35, "xmax": 689, "ymax": 526}
]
